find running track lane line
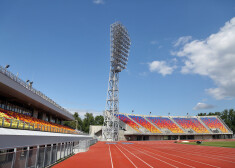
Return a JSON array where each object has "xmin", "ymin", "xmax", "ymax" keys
[
  {"xmin": 109, "ymin": 144, "xmax": 114, "ymax": 168},
  {"xmin": 132, "ymin": 144, "xmax": 221, "ymax": 168},
  {"xmin": 125, "ymin": 144, "xmax": 195, "ymax": 168},
  {"xmin": 117, "ymin": 144, "xmax": 154, "ymax": 168},
  {"xmin": 150, "ymin": 145, "xmax": 235, "ymax": 164},
  {"xmin": 114, "ymin": 144, "xmax": 138, "ymax": 168},
  {"xmin": 119, "ymin": 144, "xmax": 179, "ymax": 168},
  {"xmin": 158, "ymin": 144, "xmax": 235, "ymax": 161}
]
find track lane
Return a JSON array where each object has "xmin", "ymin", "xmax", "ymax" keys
[
  {"xmin": 53, "ymin": 142, "xmax": 112, "ymax": 168},
  {"xmin": 123, "ymin": 143, "xmax": 196, "ymax": 168},
  {"xmin": 109, "ymin": 144, "xmax": 137, "ymax": 168},
  {"xmin": 135, "ymin": 143, "xmax": 235, "ymax": 168},
  {"xmin": 118, "ymin": 143, "xmax": 181, "ymax": 168}
]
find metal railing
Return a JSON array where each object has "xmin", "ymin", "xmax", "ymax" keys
[
  {"xmin": 0, "ymin": 66, "xmax": 72, "ymax": 117},
  {"xmin": 73, "ymin": 139, "xmax": 98, "ymax": 153},
  {"xmin": 0, "ymin": 139, "xmax": 97, "ymax": 168},
  {"xmin": 0, "ymin": 116, "xmax": 78, "ymax": 135}
]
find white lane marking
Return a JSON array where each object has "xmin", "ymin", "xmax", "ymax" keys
[
  {"xmin": 160, "ymin": 144, "xmax": 235, "ymax": 160},
  {"xmin": 128, "ymin": 145, "xmax": 195, "ymax": 168},
  {"xmin": 123, "ymin": 145, "xmax": 179, "ymax": 168},
  {"xmin": 114, "ymin": 144, "xmax": 138, "ymax": 168},
  {"xmin": 109, "ymin": 144, "xmax": 114, "ymax": 168},
  {"xmin": 137, "ymin": 144, "xmax": 221, "ymax": 168},
  {"xmin": 118, "ymin": 144, "xmax": 154, "ymax": 168},
  {"xmin": 151, "ymin": 145, "xmax": 235, "ymax": 164}
]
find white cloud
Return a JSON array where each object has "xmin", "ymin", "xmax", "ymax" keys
[
  {"xmin": 174, "ymin": 36, "xmax": 192, "ymax": 47},
  {"xmin": 149, "ymin": 61, "xmax": 176, "ymax": 76},
  {"xmin": 174, "ymin": 17, "xmax": 235, "ymax": 99},
  {"xmin": 67, "ymin": 108, "xmax": 103, "ymax": 118},
  {"xmin": 150, "ymin": 40, "xmax": 158, "ymax": 45},
  {"xmin": 193, "ymin": 102, "xmax": 215, "ymax": 110},
  {"xmin": 93, "ymin": 0, "xmax": 104, "ymax": 4}
]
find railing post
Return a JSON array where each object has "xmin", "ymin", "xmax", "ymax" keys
[
  {"xmin": 11, "ymin": 148, "xmax": 17, "ymax": 168},
  {"xmin": 49, "ymin": 144, "xmax": 53, "ymax": 165},
  {"xmin": 25, "ymin": 146, "xmax": 29, "ymax": 168},
  {"xmin": 54, "ymin": 143, "xmax": 58, "ymax": 163},
  {"xmin": 34, "ymin": 146, "xmax": 39, "ymax": 168},
  {"xmin": 23, "ymin": 121, "xmax": 25, "ymax": 129},
  {"xmin": 59, "ymin": 143, "xmax": 62, "ymax": 159},
  {"xmin": 33, "ymin": 123, "xmax": 35, "ymax": 130},
  {"xmin": 17, "ymin": 120, "xmax": 19, "ymax": 129},
  {"xmin": 43, "ymin": 145, "xmax": 47, "ymax": 168}
]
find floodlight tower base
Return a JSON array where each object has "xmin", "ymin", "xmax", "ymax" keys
[{"xmin": 102, "ymin": 70, "xmax": 119, "ymax": 141}]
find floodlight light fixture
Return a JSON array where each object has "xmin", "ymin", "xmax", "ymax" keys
[
  {"xmin": 110, "ymin": 22, "xmax": 131, "ymax": 72},
  {"xmin": 5, "ymin": 65, "xmax": 10, "ymax": 69}
]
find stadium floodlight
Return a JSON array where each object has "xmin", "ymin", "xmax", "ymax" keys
[
  {"xmin": 102, "ymin": 22, "xmax": 131, "ymax": 141},
  {"xmin": 5, "ymin": 65, "xmax": 10, "ymax": 69}
]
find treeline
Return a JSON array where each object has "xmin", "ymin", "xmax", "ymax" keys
[
  {"xmin": 197, "ymin": 109, "xmax": 235, "ymax": 133},
  {"xmin": 63, "ymin": 112, "xmax": 104, "ymax": 133}
]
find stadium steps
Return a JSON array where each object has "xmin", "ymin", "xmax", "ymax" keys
[
  {"xmin": 168, "ymin": 117, "xmax": 187, "ymax": 133},
  {"xmin": 144, "ymin": 117, "xmax": 163, "ymax": 132},
  {"xmin": 119, "ymin": 118, "xmax": 143, "ymax": 133},
  {"xmin": 217, "ymin": 116, "xmax": 233, "ymax": 134},
  {"xmin": 197, "ymin": 116, "xmax": 213, "ymax": 134},
  {"xmin": 126, "ymin": 115, "xmax": 150, "ymax": 133}
]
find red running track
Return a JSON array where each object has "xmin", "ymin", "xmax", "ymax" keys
[{"xmin": 53, "ymin": 141, "xmax": 235, "ymax": 168}]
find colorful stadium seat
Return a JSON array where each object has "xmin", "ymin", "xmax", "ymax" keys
[
  {"xmin": 147, "ymin": 117, "xmax": 184, "ymax": 133},
  {"xmin": 116, "ymin": 114, "xmax": 141, "ymax": 133},
  {"xmin": 0, "ymin": 108, "xmax": 77, "ymax": 134},
  {"xmin": 200, "ymin": 117, "xmax": 228, "ymax": 133},
  {"xmin": 129, "ymin": 115, "xmax": 161, "ymax": 133},
  {"xmin": 173, "ymin": 117, "xmax": 209, "ymax": 133}
]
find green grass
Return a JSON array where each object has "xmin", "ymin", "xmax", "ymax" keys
[{"xmin": 181, "ymin": 141, "xmax": 235, "ymax": 148}]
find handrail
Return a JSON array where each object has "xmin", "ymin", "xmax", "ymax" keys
[
  {"xmin": 0, "ymin": 116, "xmax": 79, "ymax": 135},
  {"xmin": 0, "ymin": 65, "xmax": 72, "ymax": 116}
]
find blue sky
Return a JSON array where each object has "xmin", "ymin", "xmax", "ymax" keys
[{"xmin": 0, "ymin": 0, "xmax": 235, "ymax": 117}]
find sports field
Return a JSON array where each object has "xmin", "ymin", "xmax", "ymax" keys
[
  {"xmin": 53, "ymin": 140, "xmax": 235, "ymax": 168},
  {"xmin": 181, "ymin": 141, "xmax": 235, "ymax": 148}
]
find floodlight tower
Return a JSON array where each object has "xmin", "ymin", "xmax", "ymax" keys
[{"xmin": 102, "ymin": 22, "xmax": 131, "ymax": 141}]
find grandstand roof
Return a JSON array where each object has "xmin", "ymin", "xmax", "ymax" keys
[{"xmin": 0, "ymin": 66, "xmax": 73, "ymax": 120}]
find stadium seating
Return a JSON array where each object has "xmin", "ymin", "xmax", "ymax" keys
[
  {"xmin": 200, "ymin": 117, "xmax": 228, "ymax": 133},
  {"xmin": 147, "ymin": 117, "xmax": 184, "ymax": 133},
  {"xmin": 116, "ymin": 114, "xmax": 141, "ymax": 133},
  {"xmin": 0, "ymin": 108, "xmax": 77, "ymax": 134},
  {"xmin": 129, "ymin": 115, "xmax": 161, "ymax": 133},
  {"xmin": 173, "ymin": 117, "xmax": 209, "ymax": 133}
]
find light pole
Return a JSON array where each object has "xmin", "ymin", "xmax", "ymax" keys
[{"xmin": 102, "ymin": 22, "xmax": 131, "ymax": 141}]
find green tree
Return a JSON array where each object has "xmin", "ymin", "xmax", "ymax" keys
[
  {"xmin": 63, "ymin": 112, "xmax": 82, "ymax": 130},
  {"xmin": 94, "ymin": 115, "xmax": 104, "ymax": 125},
  {"xmin": 82, "ymin": 112, "xmax": 95, "ymax": 133}
]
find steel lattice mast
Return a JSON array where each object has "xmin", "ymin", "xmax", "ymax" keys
[{"xmin": 102, "ymin": 22, "xmax": 131, "ymax": 141}]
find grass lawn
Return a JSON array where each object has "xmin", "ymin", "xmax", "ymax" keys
[{"xmin": 181, "ymin": 141, "xmax": 235, "ymax": 148}]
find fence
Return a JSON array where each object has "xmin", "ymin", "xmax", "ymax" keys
[
  {"xmin": 0, "ymin": 139, "xmax": 97, "ymax": 168},
  {"xmin": 73, "ymin": 139, "xmax": 98, "ymax": 153},
  {"xmin": 0, "ymin": 116, "xmax": 79, "ymax": 135}
]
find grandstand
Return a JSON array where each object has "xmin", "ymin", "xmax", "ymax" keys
[
  {"xmin": 91, "ymin": 113, "xmax": 233, "ymax": 141},
  {"xmin": 0, "ymin": 65, "xmax": 96, "ymax": 168}
]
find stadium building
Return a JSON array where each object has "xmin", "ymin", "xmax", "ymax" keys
[
  {"xmin": 91, "ymin": 113, "xmax": 233, "ymax": 141},
  {"xmin": 0, "ymin": 65, "xmax": 96, "ymax": 168}
]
